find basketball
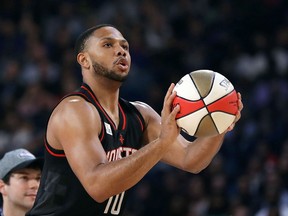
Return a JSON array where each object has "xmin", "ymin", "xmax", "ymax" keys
[{"xmin": 172, "ymin": 69, "xmax": 238, "ymax": 137}]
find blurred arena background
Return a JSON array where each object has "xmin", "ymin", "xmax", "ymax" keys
[{"xmin": 0, "ymin": 0, "xmax": 288, "ymax": 215}]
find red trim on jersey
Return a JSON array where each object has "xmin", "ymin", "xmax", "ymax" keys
[
  {"xmin": 81, "ymin": 86, "xmax": 117, "ymax": 130},
  {"xmin": 44, "ymin": 140, "xmax": 66, "ymax": 157},
  {"xmin": 136, "ymin": 115, "xmax": 144, "ymax": 131},
  {"xmin": 118, "ymin": 103, "xmax": 126, "ymax": 130},
  {"xmin": 99, "ymin": 123, "xmax": 105, "ymax": 141},
  {"xmin": 73, "ymin": 91, "xmax": 105, "ymax": 140}
]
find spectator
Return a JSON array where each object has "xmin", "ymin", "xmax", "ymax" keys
[{"xmin": 0, "ymin": 149, "xmax": 43, "ymax": 216}]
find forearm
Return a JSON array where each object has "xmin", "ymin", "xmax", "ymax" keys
[
  {"xmin": 184, "ymin": 133, "xmax": 226, "ymax": 173},
  {"xmin": 87, "ymin": 138, "xmax": 166, "ymax": 202}
]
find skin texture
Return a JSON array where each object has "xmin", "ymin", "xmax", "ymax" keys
[
  {"xmin": 46, "ymin": 26, "xmax": 243, "ymax": 203},
  {"xmin": 0, "ymin": 168, "xmax": 41, "ymax": 216}
]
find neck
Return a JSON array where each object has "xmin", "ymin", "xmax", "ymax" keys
[
  {"xmin": 83, "ymin": 78, "xmax": 121, "ymax": 126},
  {"xmin": 84, "ymin": 77, "xmax": 121, "ymax": 112}
]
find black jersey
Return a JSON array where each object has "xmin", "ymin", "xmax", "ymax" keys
[{"xmin": 27, "ymin": 83, "xmax": 145, "ymax": 216}]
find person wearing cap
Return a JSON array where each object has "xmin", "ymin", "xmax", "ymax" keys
[{"xmin": 0, "ymin": 149, "xmax": 43, "ymax": 216}]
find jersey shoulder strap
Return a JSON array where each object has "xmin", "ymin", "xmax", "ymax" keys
[{"xmin": 119, "ymin": 98, "xmax": 146, "ymax": 132}]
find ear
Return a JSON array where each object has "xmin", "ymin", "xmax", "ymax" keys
[
  {"xmin": 0, "ymin": 179, "xmax": 7, "ymax": 196},
  {"xmin": 77, "ymin": 53, "xmax": 90, "ymax": 69}
]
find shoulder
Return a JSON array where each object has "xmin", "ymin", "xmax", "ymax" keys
[
  {"xmin": 131, "ymin": 101, "xmax": 154, "ymax": 112},
  {"xmin": 131, "ymin": 101, "xmax": 158, "ymax": 117},
  {"xmin": 52, "ymin": 95, "xmax": 98, "ymax": 119},
  {"xmin": 130, "ymin": 101, "xmax": 161, "ymax": 143},
  {"xmin": 47, "ymin": 95, "xmax": 102, "ymax": 149},
  {"xmin": 130, "ymin": 101, "xmax": 161, "ymax": 128},
  {"xmin": 48, "ymin": 95, "xmax": 101, "ymax": 135},
  {"xmin": 50, "ymin": 95, "xmax": 101, "ymax": 130}
]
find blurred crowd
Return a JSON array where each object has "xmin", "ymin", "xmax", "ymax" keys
[{"xmin": 1, "ymin": 0, "xmax": 288, "ymax": 215}]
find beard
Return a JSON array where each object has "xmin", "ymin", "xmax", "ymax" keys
[{"xmin": 92, "ymin": 61, "xmax": 128, "ymax": 82}]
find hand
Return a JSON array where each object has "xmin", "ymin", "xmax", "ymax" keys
[
  {"xmin": 226, "ymin": 92, "xmax": 243, "ymax": 132},
  {"xmin": 159, "ymin": 83, "xmax": 181, "ymax": 144}
]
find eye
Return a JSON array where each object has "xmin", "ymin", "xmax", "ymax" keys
[
  {"xmin": 104, "ymin": 43, "xmax": 113, "ymax": 48},
  {"xmin": 122, "ymin": 44, "xmax": 129, "ymax": 51},
  {"xmin": 20, "ymin": 176, "xmax": 29, "ymax": 181}
]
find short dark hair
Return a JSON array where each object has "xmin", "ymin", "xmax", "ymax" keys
[
  {"xmin": 2, "ymin": 173, "xmax": 11, "ymax": 184},
  {"xmin": 2, "ymin": 163, "xmax": 42, "ymax": 185},
  {"xmin": 74, "ymin": 24, "xmax": 116, "ymax": 57}
]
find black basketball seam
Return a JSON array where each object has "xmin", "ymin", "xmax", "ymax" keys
[
  {"xmin": 184, "ymin": 71, "xmax": 235, "ymax": 136},
  {"xmin": 210, "ymin": 111, "xmax": 236, "ymax": 115},
  {"xmin": 188, "ymin": 72, "xmax": 220, "ymax": 135},
  {"xmin": 194, "ymin": 114, "xmax": 219, "ymax": 136},
  {"xmin": 205, "ymin": 89, "xmax": 236, "ymax": 114},
  {"xmin": 175, "ymin": 94, "xmax": 204, "ymax": 119},
  {"xmin": 206, "ymin": 114, "xmax": 219, "ymax": 134},
  {"xmin": 205, "ymin": 83, "xmax": 236, "ymax": 134},
  {"xmin": 194, "ymin": 114, "xmax": 207, "ymax": 135},
  {"xmin": 202, "ymin": 72, "xmax": 219, "ymax": 134},
  {"xmin": 176, "ymin": 107, "xmax": 205, "ymax": 119},
  {"xmin": 189, "ymin": 71, "xmax": 215, "ymax": 120},
  {"xmin": 204, "ymin": 74, "xmax": 237, "ymax": 132}
]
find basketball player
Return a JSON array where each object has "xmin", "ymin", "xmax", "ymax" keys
[
  {"xmin": 27, "ymin": 24, "xmax": 243, "ymax": 216},
  {"xmin": 0, "ymin": 149, "xmax": 43, "ymax": 216}
]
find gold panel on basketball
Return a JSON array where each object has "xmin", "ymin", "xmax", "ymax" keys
[{"xmin": 172, "ymin": 69, "xmax": 238, "ymax": 137}]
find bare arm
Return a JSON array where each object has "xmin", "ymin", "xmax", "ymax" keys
[
  {"xmin": 134, "ymin": 92, "xmax": 243, "ymax": 173},
  {"xmin": 47, "ymin": 84, "xmax": 180, "ymax": 203}
]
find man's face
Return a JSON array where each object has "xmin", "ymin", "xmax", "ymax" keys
[
  {"xmin": 85, "ymin": 26, "xmax": 131, "ymax": 82},
  {"xmin": 1, "ymin": 168, "xmax": 41, "ymax": 211}
]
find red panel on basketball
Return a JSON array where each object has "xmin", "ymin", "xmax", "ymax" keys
[
  {"xmin": 174, "ymin": 97, "xmax": 205, "ymax": 118},
  {"xmin": 172, "ymin": 70, "xmax": 238, "ymax": 137},
  {"xmin": 207, "ymin": 90, "xmax": 238, "ymax": 114}
]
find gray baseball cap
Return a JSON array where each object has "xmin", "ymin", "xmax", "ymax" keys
[{"xmin": 0, "ymin": 148, "xmax": 43, "ymax": 179}]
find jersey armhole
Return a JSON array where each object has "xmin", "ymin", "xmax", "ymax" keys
[
  {"xmin": 44, "ymin": 137, "xmax": 66, "ymax": 157},
  {"xmin": 44, "ymin": 92, "xmax": 105, "ymax": 156},
  {"xmin": 121, "ymin": 99, "xmax": 146, "ymax": 132}
]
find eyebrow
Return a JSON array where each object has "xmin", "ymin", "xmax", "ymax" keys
[
  {"xmin": 100, "ymin": 37, "xmax": 128, "ymax": 43},
  {"xmin": 13, "ymin": 169, "xmax": 41, "ymax": 175}
]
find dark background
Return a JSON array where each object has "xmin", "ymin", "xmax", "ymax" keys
[{"xmin": 0, "ymin": 0, "xmax": 288, "ymax": 215}]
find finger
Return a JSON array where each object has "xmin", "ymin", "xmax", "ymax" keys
[
  {"xmin": 237, "ymin": 92, "xmax": 243, "ymax": 111},
  {"xmin": 226, "ymin": 92, "xmax": 242, "ymax": 133},
  {"xmin": 161, "ymin": 84, "xmax": 176, "ymax": 119},
  {"xmin": 170, "ymin": 103, "xmax": 180, "ymax": 118},
  {"xmin": 235, "ymin": 110, "xmax": 241, "ymax": 122},
  {"xmin": 166, "ymin": 90, "xmax": 177, "ymax": 107},
  {"xmin": 163, "ymin": 84, "xmax": 177, "ymax": 113},
  {"xmin": 239, "ymin": 100, "xmax": 243, "ymax": 112},
  {"xmin": 237, "ymin": 92, "xmax": 242, "ymax": 100},
  {"xmin": 164, "ymin": 83, "xmax": 175, "ymax": 104},
  {"xmin": 226, "ymin": 123, "xmax": 235, "ymax": 132}
]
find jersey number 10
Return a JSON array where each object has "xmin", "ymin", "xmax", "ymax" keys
[{"xmin": 104, "ymin": 192, "xmax": 125, "ymax": 215}]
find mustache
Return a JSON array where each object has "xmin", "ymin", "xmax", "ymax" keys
[{"xmin": 113, "ymin": 57, "xmax": 127, "ymax": 65}]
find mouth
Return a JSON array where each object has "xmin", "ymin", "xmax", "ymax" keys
[
  {"xmin": 25, "ymin": 193, "xmax": 37, "ymax": 198},
  {"xmin": 114, "ymin": 57, "xmax": 129, "ymax": 71}
]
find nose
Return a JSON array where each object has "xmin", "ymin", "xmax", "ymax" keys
[
  {"xmin": 28, "ymin": 178, "xmax": 40, "ymax": 189},
  {"xmin": 116, "ymin": 46, "xmax": 126, "ymax": 57}
]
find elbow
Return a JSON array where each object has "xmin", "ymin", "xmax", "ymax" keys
[
  {"xmin": 86, "ymin": 184, "xmax": 112, "ymax": 203},
  {"xmin": 183, "ymin": 160, "xmax": 210, "ymax": 174},
  {"xmin": 93, "ymin": 194, "xmax": 108, "ymax": 203},
  {"xmin": 191, "ymin": 167, "xmax": 205, "ymax": 174},
  {"xmin": 192, "ymin": 162, "xmax": 210, "ymax": 173},
  {"xmin": 186, "ymin": 166, "xmax": 204, "ymax": 174},
  {"xmin": 90, "ymin": 190, "xmax": 110, "ymax": 203}
]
